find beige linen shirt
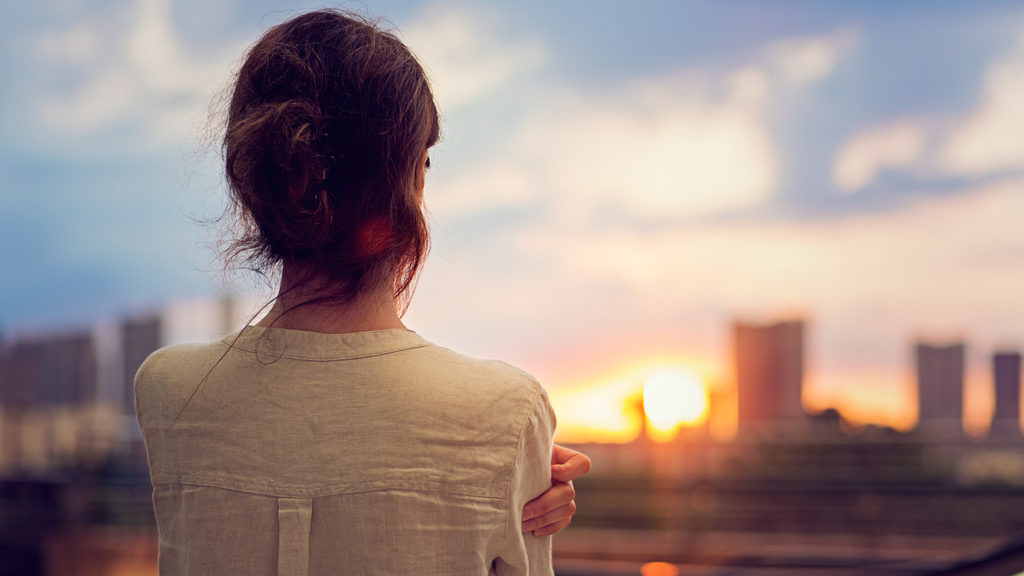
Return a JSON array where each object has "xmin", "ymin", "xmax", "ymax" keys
[{"xmin": 134, "ymin": 327, "xmax": 555, "ymax": 576}]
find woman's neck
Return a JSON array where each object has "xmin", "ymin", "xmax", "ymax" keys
[{"xmin": 255, "ymin": 264, "xmax": 405, "ymax": 334}]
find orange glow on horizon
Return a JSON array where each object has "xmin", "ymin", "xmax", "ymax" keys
[
  {"xmin": 548, "ymin": 356, "xmax": 722, "ymax": 444},
  {"xmin": 547, "ymin": 349, "xmax": 1003, "ymax": 444},
  {"xmin": 643, "ymin": 370, "xmax": 708, "ymax": 441},
  {"xmin": 801, "ymin": 368, "xmax": 917, "ymax": 432}
]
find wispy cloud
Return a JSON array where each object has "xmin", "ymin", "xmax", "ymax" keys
[
  {"xmin": 762, "ymin": 28, "xmax": 859, "ymax": 86},
  {"xmin": 427, "ymin": 161, "xmax": 537, "ymax": 217},
  {"xmin": 400, "ymin": 4, "xmax": 544, "ymax": 111},
  {"xmin": 416, "ymin": 172, "xmax": 1024, "ymax": 421},
  {"xmin": 831, "ymin": 19, "xmax": 1024, "ymax": 191},
  {"xmin": 427, "ymin": 27, "xmax": 858, "ymax": 222},
  {"xmin": 518, "ymin": 76, "xmax": 779, "ymax": 222},
  {"xmin": 940, "ymin": 24, "xmax": 1024, "ymax": 176},
  {"xmin": 33, "ymin": 0, "xmax": 243, "ymax": 152},
  {"xmin": 832, "ymin": 119, "xmax": 929, "ymax": 193}
]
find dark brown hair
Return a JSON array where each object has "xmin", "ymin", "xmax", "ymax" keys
[{"xmin": 223, "ymin": 9, "xmax": 439, "ymax": 308}]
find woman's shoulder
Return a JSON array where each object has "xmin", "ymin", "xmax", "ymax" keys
[
  {"xmin": 409, "ymin": 340, "xmax": 543, "ymax": 397},
  {"xmin": 133, "ymin": 339, "xmax": 228, "ymax": 426},
  {"xmin": 135, "ymin": 340, "xmax": 225, "ymax": 385},
  {"xmin": 401, "ymin": 340, "xmax": 553, "ymax": 430}
]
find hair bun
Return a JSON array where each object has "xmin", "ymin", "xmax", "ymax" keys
[
  {"xmin": 222, "ymin": 9, "xmax": 439, "ymax": 307},
  {"xmin": 225, "ymin": 98, "xmax": 333, "ymax": 257}
]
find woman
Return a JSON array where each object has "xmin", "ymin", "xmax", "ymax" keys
[{"xmin": 134, "ymin": 9, "xmax": 586, "ymax": 576}]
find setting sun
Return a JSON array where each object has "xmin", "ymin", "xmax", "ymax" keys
[{"xmin": 643, "ymin": 370, "xmax": 709, "ymax": 438}]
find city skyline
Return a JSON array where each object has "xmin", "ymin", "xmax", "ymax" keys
[
  {"xmin": 3, "ymin": 0, "xmax": 1024, "ymax": 445},
  {"xmin": 4, "ymin": 296, "xmax": 1022, "ymax": 447},
  {"xmin": 6, "ymin": 300, "xmax": 1024, "ymax": 576}
]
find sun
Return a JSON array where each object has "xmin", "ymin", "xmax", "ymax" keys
[{"xmin": 643, "ymin": 370, "xmax": 708, "ymax": 436}]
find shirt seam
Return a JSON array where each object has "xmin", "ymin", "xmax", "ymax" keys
[
  {"xmin": 222, "ymin": 341, "xmax": 433, "ymax": 362},
  {"xmin": 502, "ymin": 381, "xmax": 543, "ymax": 537},
  {"xmin": 151, "ymin": 479, "xmax": 508, "ymax": 501}
]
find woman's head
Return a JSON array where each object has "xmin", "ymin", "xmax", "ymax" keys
[{"xmin": 223, "ymin": 9, "xmax": 439, "ymax": 308}]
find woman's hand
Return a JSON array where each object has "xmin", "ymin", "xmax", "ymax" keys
[{"xmin": 521, "ymin": 444, "xmax": 592, "ymax": 536}]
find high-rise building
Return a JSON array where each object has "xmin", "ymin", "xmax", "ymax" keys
[
  {"xmin": 0, "ymin": 331, "xmax": 97, "ymax": 473},
  {"xmin": 992, "ymin": 351, "xmax": 1021, "ymax": 436},
  {"xmin": 734, "ymin": 320, "xmax": 805, "ymax": 435},
  {"xmin": 915, "ymin": 342, "xmax": 964, "ymax": 436},
  {"xmin": 1, "ymin": 332, "xmax": 97, "ymax": 407},
  {"xmin": 121, "ymin": 315, "xmax": 163, "ymax": 416}
]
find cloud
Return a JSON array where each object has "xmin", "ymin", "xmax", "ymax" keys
[
  {"xmin": 415, "ymin": 173, "xmax": 1024, "ymax": 440},
  {"xmin": 524, "ymin": 177, "xmax": 1024, "ymax": 324},
  {"xmin": 940, "ymin": 25, "xmax": 1024, "ymax": 176},
  {"xmin": 400, "ymin": 4, "xmax": 544, "ymax": 111},
  {"xmin": 416, "ymin": 171, "xmax": 1024, "ymax": 387},
  {"xmin": 529, "ymin": 30, "xmax": 859, "ymax": 221},
  {"xmin": 423, "ymin": 26, "xmax": 858, "ymax": 221},
  {"xmin": 33, "ymin": 0, "xmax": 242, "ymax": 151},
  {"xmin": 763, "ymin": 29, "xmax": 859, "ymax": 86},
  {"xmin": 428, "ymin": 79, "xmax": 781, "ymax": 221},
  {"xmin": 832, "ymin": 119, "xmax": 929, "ymax": 193},
  {"xmin": 35, "ymin": 21, "xmax": 101, "ymax": 65},
  {"xmin": 428, "ymin": 162, "xmax": 537, "ymax": 217},
  {"xmin": 411, "ymin": 161, "xmax": 1024, "ymax": 436},
  {"xmin": 517, "ymin": 78, "xmax": 779, "ymax": 222},
  {"xmin": 831, "ymin": 20, "xmax": 1024, "ymax": 187}
]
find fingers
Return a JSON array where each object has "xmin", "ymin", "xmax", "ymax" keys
[
  {"xmin": 531, "ymin": 509, "xmax": 574, "ymax": 537},
  {"xmin": 551, "ymin": 445, "xmax": 591, "ymax": 483},
  {"xmin": 522, "ymin": 499, "xmax": 577, "ymax": 535},
  {"xmin": 520, "ymin": 446, "xmax": 590, "ymax": 537},
  {"xmin": 522, "ymin": 480, "xmax": 576, "ymax": 534},
  {"xmin": 522, "ymin": 480, "xmax": 575, "ymax": 521}
]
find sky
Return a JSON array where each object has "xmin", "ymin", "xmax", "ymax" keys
[{"xmin": 3, "ymin": 0, "xmax": 1024, "ymax": 441}]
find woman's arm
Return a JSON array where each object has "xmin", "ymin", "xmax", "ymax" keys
[
  {"xmin": 496, "ymin": 387, "xmax": 557, "ymax": 576},
  {"xmin": 521, "ymin": 445, "xmax": 591, "ymax": 536}
]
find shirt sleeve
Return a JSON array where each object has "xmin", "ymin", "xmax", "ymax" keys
[{"xmin": 494, "ymin": 384, "xmax": 556, "ymax": 576}]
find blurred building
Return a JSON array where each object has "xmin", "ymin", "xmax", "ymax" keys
[
  {"xmin": 120, "ymin": 315, "xmax": 162, "ymax": 417},
  {"xmin": 2, "ymin": 332, "xmax": 96, "ymax": 407},
  {"xmin": 0, "ymin": 297, "xmax": 252, "ymax": 478},
  {"xmin": 915, "ymin": 342, "xmax": 965, "ymax": 438},
  {"xmin": 734, "ymin": 319, "xmax": 805, "ymax": 436},
  {"xmin": 0, "ymin": 297, "xmax": 251, "ymax": 576},
  {"xmin": 991, "ymin": 351, "xmax": 1021, "ymax": 437},
  {"xmin": 0, "ymin": 332, "xmax": 99, "ymax": 473}
]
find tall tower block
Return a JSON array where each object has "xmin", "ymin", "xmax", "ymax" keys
[
  {"xmin": 915, "ymin": 342, "xmax": 964, "ymax": 437},
  {"xmin": 121, "ymin": 315, "xmax": 163, "ymax": 416},
  {"xmin": 734, "ymin": 320, "xmax": 805, "ymax": 436},
  {"xmin": 992, "ymin": 351, "xmax": 1021, "ymax": 436}
]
